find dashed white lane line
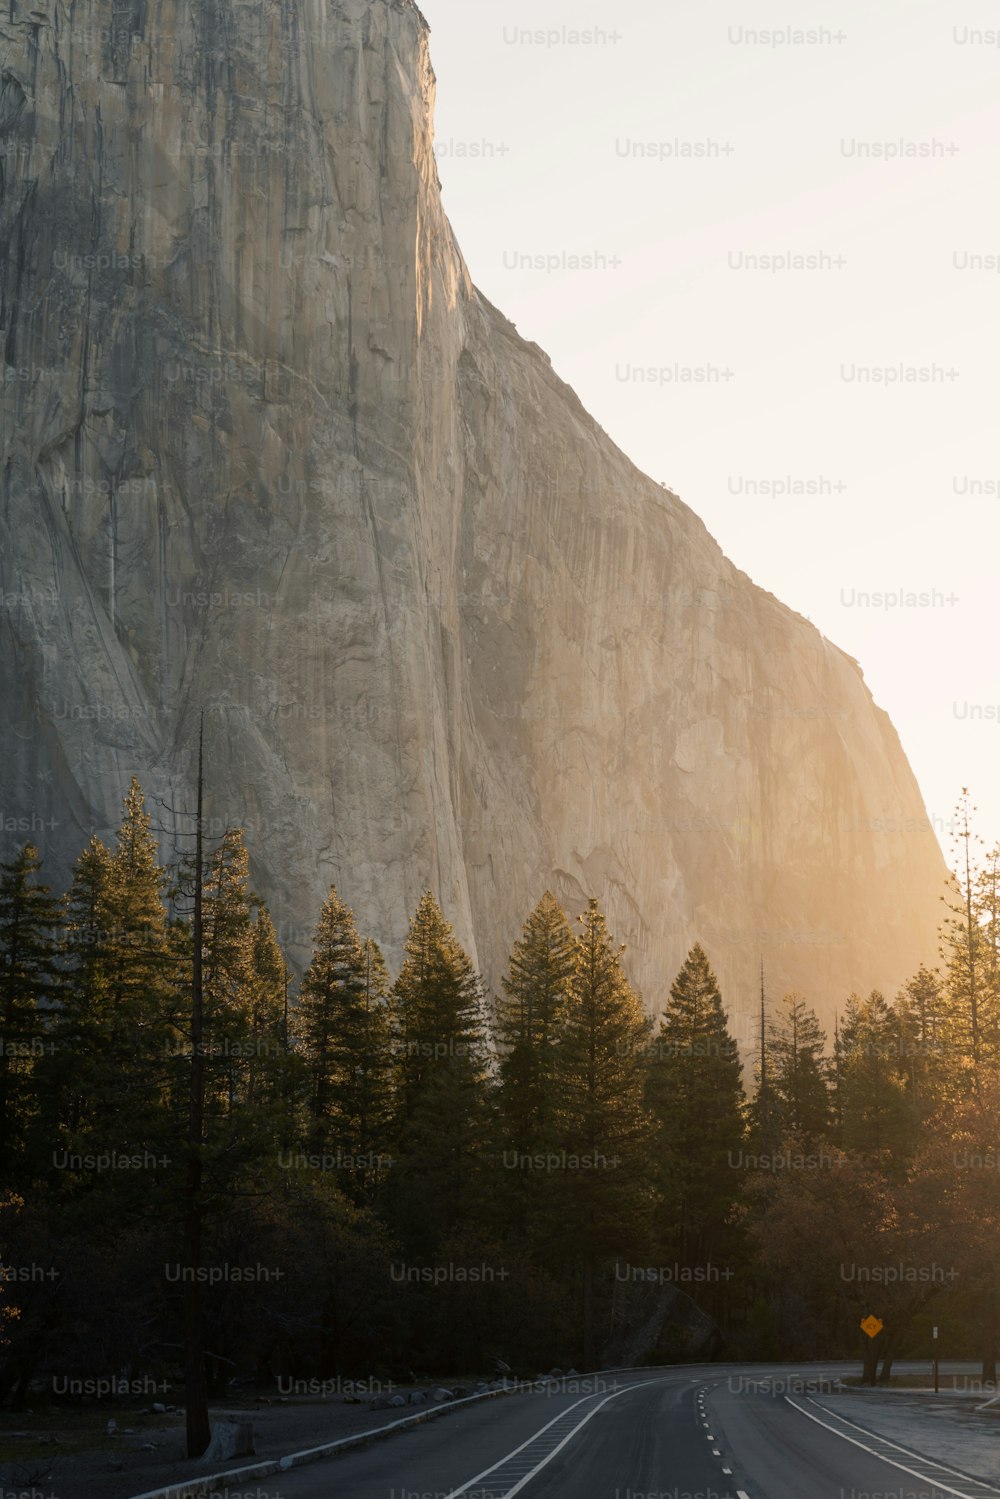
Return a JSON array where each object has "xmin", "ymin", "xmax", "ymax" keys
[{"xmin": 785, "ymin": 1396, "xmax": 1000, "ymax": 1499}]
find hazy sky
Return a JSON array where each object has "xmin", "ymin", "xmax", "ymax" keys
[{"xmin": 421, "ymin": 0, "xmax": 1000, "ymax": 864}]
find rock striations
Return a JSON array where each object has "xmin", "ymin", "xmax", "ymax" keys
[{"xmin": 0, "ymin": 0, "xmax": 945, "ymax": 1029}]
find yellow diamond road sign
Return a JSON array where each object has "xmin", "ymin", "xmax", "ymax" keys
[{"xmin": 861, "ymin": 1315, "xmax": 884, "ymax": 1339}]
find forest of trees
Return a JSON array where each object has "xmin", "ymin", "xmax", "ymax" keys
[{"xmin": 3, "ymin": 781, "xmax": 1000, "ymax": 1429}]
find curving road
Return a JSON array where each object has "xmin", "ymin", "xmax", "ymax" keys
[{"xmin": 218, "ymin": 1363, "xmax": 1000, "ymax": 1499}]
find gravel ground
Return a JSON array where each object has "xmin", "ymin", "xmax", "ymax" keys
[
  {"xmin": 0, "ymin": 1389, "xmax": 485, "ymax": 1499},
  {"xmin": 814, "ymin": 1388, "xmax": 1000, "ymax": 1487}
]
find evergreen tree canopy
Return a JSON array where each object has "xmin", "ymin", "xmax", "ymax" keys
[
  {"xmin": 835, "ymin": 990, "xmax": 912, "ymax": 1164},
  {"xmin": 387, "ymin": 893, "xmax": 487, "ymax": 1255},
  {"xmin": 939, "ymin": 791, "xmax": 1000, "ymax": 1085},
  {"xmin": 496, "ymin": 890, "xmax": 576, "ymax": 1152},
  {"xmin": 548, "ymin": 899, "xmax": 655, "ymax": 1365},
  {"xmin": 295, "ymin": 888, "xmax": 394, "ymax": 1200},
  {"xmin": 646, "ymin": 944, "xmax": 745, "ymax": 1267},
  {"xmin": 393, "ymin": 891, "xmax": 486, "ymax": 1112},
  {"xmin": 45, "ymin": 783, "xmax": 174, "ymax": 1219},
  {"xmin": 894, "ymin": 964, "xmax": 950, "ymax": 1123},
  {"xmin": 0, "ymin": 843, "xmax": 60, "ymax": 1172},
  {"xmin": 770, "ymin": 993, "xmax": 831, "ymax": 1147}
]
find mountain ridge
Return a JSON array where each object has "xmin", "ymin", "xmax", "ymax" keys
[{"xmin": 0, "ymin": 0, "xmax": 945, "ymax": 1031}]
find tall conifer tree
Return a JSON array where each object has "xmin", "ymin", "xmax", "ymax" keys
[
  {"xmin": 646, "ymin": 944, "xmax": 745, "ymax": 1270},
  {"xmin": 49, "ymin": 783, "xmax": 173, "ymax": 1178},
  {"xmin": 295, "ymin": 889, "xmax": 394, "ymax": 1201},
  {"xmin": 388, "ymin": 893, "xmax": 487, "ymax": 1254},
  {"xmin": 770, "ymin": 993, "xmax": 831, "ymax": 1147},
  {"xmin": 496, "ymin": 891, "xmax": 576, "ymax": 1153},
  {"xmin": 550, "ymin": 899, "xmax": 654, "ymax": 1368},
  {"xmin": 835, "ymin": 991, "xmax": 912, "ymax": 1163},
  {"xmin": 0, "ymin": 844, "xmax": 60, "ymax": 1175}
]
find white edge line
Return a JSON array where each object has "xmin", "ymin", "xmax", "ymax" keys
[
  {"xmin": 785, "ymin": 1396, "xmax": 1000, "ymax": 1499},
  {"xmin": 442, "ymin": 1380, "xmax": 664, "ymax": 1499},
  {"xmin": 805, "ymin": 1394, "xmax": 1000, "ymax": 1489},
  {"xmin": 804, "ymin": 1392, "xmax": 1000, "ymax": 1472},
  {"xmin": 126, "ymin": 1386, "xmax": 519, "ymax": 1499}
]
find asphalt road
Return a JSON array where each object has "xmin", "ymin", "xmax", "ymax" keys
[{"xmin": 218, "ymin": 1363, "xmax": 1000, "ymax": 1499}]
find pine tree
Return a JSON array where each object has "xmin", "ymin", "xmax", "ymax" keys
[
  {"xmin": 393, "ymin": 893, "xmax": 485, "ymax": 1110},
  {"xmin": 387, "ymin": 893, "xmax": 488, "ymax": 1255},
  {"xmin": 0, "ymin": 844, "xmax": 60, "ymax": 1174},
  {"xmin": 49, "ymin": 782, "xmax": 174, "ymax": 1179},
  {"xmin": 105, "ymin": 777, "xmax": 169, "ymax": 1007},
  {"xmin": 105, "ymin": 779, "xmax": 174, "ymax": 1136},
  {"xmin": 646, "ymin": 945, "xmax": 745, "ymax": 1270},
  {"xmin": 977, "ymin": 844, "xmax": 1000, "ymax": 1007},
  {"xmin": 354, "ymin": 938, "xmax": 394, "ymax": 1197},
  {"xmin": 496, "ymin": 891, "xmax": 576, "ymax": 1154},
  {"xmin": 939, "ymin": 790, "xmax": 998, "ymax": 1087},
  {"xmin": 894, "ymin": 965, "xmax": 950, "ymax": 1122},
  {"xmin": 550, "ymin": 899, "xmax": 654, "ymax": 1368},
  {"xmin": 245, "ymin": 906, "xmax": 292, "ymax": 1113},
  {"xmin": 163, "ymin": 826, "xmax": 282, "ymax": 1211},
  {"xmin": 744, "ymin": 962, "xmax": 781, "ymax": 1157},
  {"xmin": 48, "ymin": 836, "xmax": 114, "ymax": 1143},
  {"xmin": 200, "ymin": 829, "xmax": 256, "ymax": 1115},
  {"xmin": 297, "ymin": 887, "xmax": 367, "ymax": 1144},
  {"xmin": 835, "ymin": 991, "xmax": 912, "ymax": 1163},
  {"xmin": 295, "ymin": 889, "xmax": 394, "ymax": 1202},
  {"xmin": 770, "ymin": 993, "xmax": 831, "ymax": 1148},
  {"xmin": 492, "ymin": 893, "xmax": 577, "ymax": 1244}
]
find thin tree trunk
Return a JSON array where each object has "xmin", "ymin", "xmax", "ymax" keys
[
  {"xmin": 983, "ymin": 1270, "xmax": 998, "ymax": 1386},
  {"xmin": 879, "ymin": 1329, "xmax": 900, "ymax": 1385},
  {"xmin": 183, "ymin": 718, "xmax": 211, "ymax": 1458},
  {"xmin": 582, "ymin": 1257, "xmax": 595, "ymax": 1370}
]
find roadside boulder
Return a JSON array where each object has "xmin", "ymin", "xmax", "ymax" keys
[{"xmin": 203, "ymin": 1415, "xmax": 256, "ymax": 1462}]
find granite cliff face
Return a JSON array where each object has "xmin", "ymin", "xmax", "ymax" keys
[{"xmin": 0, "ymin": 0, "xmax": 944, "ymax": 1028}]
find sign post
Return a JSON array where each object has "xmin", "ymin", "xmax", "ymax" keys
[{"xmin": 933, "ymin": 1326, "xmax": 939, "ymax": 1394}]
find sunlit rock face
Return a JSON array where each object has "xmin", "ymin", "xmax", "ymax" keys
[{"xmin": 0, "ymin": 0, "xmax": 944, "ymax": 1030}]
